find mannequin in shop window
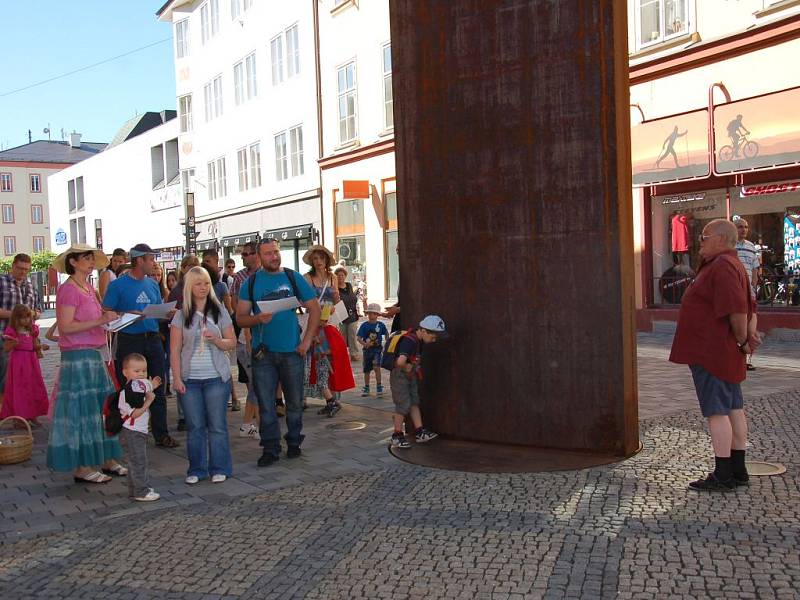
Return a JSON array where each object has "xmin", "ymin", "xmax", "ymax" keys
[{"xmin": 671, "ymin": 211, "xmax": 693, "ymax": 267}]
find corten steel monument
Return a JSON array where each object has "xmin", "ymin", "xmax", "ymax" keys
[{"xmin": 390, "ymin": 0, "xmax": 639, "ymax": 460}]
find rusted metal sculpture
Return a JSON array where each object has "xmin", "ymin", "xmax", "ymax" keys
[{"xmin": 390, "ymin": 0, "xmax": 639, "ymax": 458}]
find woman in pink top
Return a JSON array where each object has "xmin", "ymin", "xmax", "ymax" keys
[{"xmin": 46, "ymin": 244, "xmax": 127, "ymax": 484}]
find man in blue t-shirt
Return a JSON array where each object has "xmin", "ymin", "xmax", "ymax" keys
[
  {"xmin": 104, "ymin": 243, "xmax": 178, "ymax": 448},
  {"xmin": 236, "ymin": 238, "xmax": 321, "ymax": 466}
]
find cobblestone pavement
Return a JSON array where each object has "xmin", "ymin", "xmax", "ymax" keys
[{"xmin": 0, "ymin": 326, "xmax": 798, "ymax": 599}]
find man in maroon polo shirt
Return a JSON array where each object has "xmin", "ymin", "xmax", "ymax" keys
[{"xmin": 670, "ymin": 218, "xmax": 761, "ymax": 492}]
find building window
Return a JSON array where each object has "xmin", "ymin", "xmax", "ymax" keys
[
  {"xmin": 181, "ymin": 168, "xmax": 196, "ymax": 194},
  {"xmin": 271, "ymin": 24, "xmax": 299, "ymax": 85},
  {"xmin": 68, "ymin": 180, "xmax": 76, "ymax": 213},
  {"xmin": 179, "ymin": 94, "xmax": 193, "ymax": 132},
  {"xmin": 165, "ymin": 138, "xmax": 180, "ymax": 185},
  {"xmin": 204, "ymin": 75, "xmax": 223, "ymax": 121},
  {"xmin": 231, "ymin": 0, "xmax": 241, "ymax": 20},
  {"xmin": 286, "ymin": 24, "xmax": 300, "ymax": 78},
  {"xmin": 0, "ymin": 173, "xmax": 11, "ymax": 192},
  {"xmin": 270, "ymin": 34, "xmax": 284, "ymax": 85},
  {"xmin": 151, "ymin": 144, "xmax": 165, "ymax": 188},
  {"xmin": 175, "ymin": 18, "xmax": 190, "ymax": 58},
  {"xmin": 76, "ymin": 177, "xmax": 85, "ymax": 211},
  {"xmin": 78, "ymin": 217, "xmax": 86, "ymax": 243},
  {"xmin": 382, "ymin": 43, "xmax": 393, "ymax": 130},
  {"xmin": 637, "ymin": 0, "xmax": 688, "ymax": 48},
  {"xmin": 32, "ymin": 236, "xmax": 45, "ymax": 253},
  {"xmin": 1, "ymin": 204, "xmax": 13, "ymax": 224},
  {"xmin": 274, "ymin": 132, "xmax": 288, "ymax": 181},
  {"xmin": 337, "ymin": 61, "xmax": 358, "ymax": 144},
  {"xmin": 3, "ymin": 237, "xmax": 15, "ymax": 256},
  {"xmin": 237, "ymin": 147, "xmax": 249, "ymax": 191},
  {"xmin": 29, "ymin": 173, "xmax": 41, "ymax": 193},
  {"xmin": 335, "ymin": 198, "xmax": 366, "ymax": 288},
  {"xmin": 200, "ymin": 0, "xmax": 219, "ymax": 44},
  {"xmin": 249, "ymin": 142, "xmax": 261, "ymax": 188},
  {"xmin": 384, "ymin": 191, "xmax": 398, "ymax": 298},
  {"xmin": 234, "ymin": 52, "xmax": 257, "ymax": 105},
  {"xmin": 289, "ymin": 125, "xmax": 304, "ymax": 177},
  {"xmin": 207, "ymin": 156, "xmax": 227, "ymax": 200},
  {"xmin": 69, "ymin": 217, "xmax": 86, "ymax": 245},
  {"xmin": 31, "ymin": 204, "xmax": 43, "ymax": 224}
]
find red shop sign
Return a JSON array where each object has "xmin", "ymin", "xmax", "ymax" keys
[{"xmin": 741, "ymin": 181, "xmax": 800, "ymax": 197}]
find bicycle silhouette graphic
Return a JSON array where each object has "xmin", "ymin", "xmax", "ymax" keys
[{"xmin": 718, "ymin": 132, "xmax": 759, "ymax": 162}]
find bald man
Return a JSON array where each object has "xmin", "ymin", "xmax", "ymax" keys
[
  {"xmin": 733, "ymin": 217, "xmax": 760, "ymax": 371},
  {"xmin": 669, "ymin": 219, "xmax": 761, "ymax": 492}
]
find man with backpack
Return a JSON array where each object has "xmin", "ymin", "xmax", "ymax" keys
[
  {"xmin": 236, "ymin": 239, "xmax": 321, "ymax": 467},
  {"xmin": 383, "ymin": 315, "xmax": 447, "ymax": 449}
]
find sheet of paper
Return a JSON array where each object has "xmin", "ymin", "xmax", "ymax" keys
[
  {"xmin": 142, "ymin": 301, "xmax": 177, "ymax": 320},
  {"xmin": 257, "ymin": 297, "xmax": 301, "ymax": 314},
  {"xmin": 103, "ymin": 313, "xmax": 142, "ymax": 332},
  {"xmin": 326, "ymin": 301, "xmax": 349, "ymax": 327}
]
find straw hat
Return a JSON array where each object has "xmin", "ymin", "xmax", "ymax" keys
[
  {"xmin": 53, "ymin": 244, "xmax": 110, "ymax": 273},
  {"xmin": 302, "ymin": 245, "xmax": 335, "ymax": 266}
]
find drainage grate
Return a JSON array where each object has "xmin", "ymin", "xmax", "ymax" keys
[{"xmin": 325, "ymin": 421, "xmax": 367, "ymax": 431}]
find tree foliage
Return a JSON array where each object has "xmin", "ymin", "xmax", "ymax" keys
[{"xmin": 0, "ymin": 250, "xmax": 57, "ymax": 274}]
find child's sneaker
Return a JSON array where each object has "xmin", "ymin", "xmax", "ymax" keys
[
  {"xmin": 328, "ymin": 402, "xmax": 341, "ymax": 417},
  {"xmin": 239, "ymin": 423, "xmax": 258, "ymax": 438},
  {"xmin": 360, "ymin": 385, "xmax": 370, "ymax": 397},
  {"xmin": 317, "ymin": 403, "xmax": 332, "ymax": 416},
  {"xmin": 415, "ymin": 428, "xmax": 438, "ymax": 443},
  {"xmin": 391, "ymin": 432, "xmax": 411, "ymax": 449},
  {"xmin": 376, "ymin": 384, "xmax": 384, "ymax": 397}
]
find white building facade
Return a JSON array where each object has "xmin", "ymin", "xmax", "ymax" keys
[
  {"xmin": 317, "ymin": 0, "xmax": 398, "ymax": 303},
  {"xmin": 158, "ymin": 0, "xmax": 323, "ymax": 272},
  {"xmin": 48, "ymin": 117, "xmax": 185, "ymax": 272}
]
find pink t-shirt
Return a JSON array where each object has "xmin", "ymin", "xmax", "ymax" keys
[{"xmin": 57, "ymin": 282, "xmax": 107, "ymax": 350}]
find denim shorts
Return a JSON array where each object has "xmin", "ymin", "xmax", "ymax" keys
[
  {"xmin": 363, "ymin": 349, "xmax": 382, "ymax": 373},
  {"xmin": 689, "ymin": 364, "xmax": 744, "ymax": 417}
]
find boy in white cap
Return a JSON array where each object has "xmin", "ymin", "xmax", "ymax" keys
[
  {"xmin": 387, "ymin": 315, "xmax": 446, "ymax": 449},
  {"xmin": 356, "ymin": 303, "xmax": 389, "ymax": 397}
]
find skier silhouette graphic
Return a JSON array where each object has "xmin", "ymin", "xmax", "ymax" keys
[{"xmin": 655, "ymin": 126, "xmax": 688, "ymax": 169}]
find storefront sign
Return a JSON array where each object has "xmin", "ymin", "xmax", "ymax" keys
[
  {"xmin": 195, "ymin": 239, "xmax": 216, "ymax": 251},
  {"xmin": 264, "ymin": 225, "xmax": 313, "ymax": 242},
  {"xmin": 714, "ymin": 86, "xmax": 800, "ymax": 174},
  {"xmin": 631, "ymin": 109, "xmax": 710, "ymax": 186},
  {"xmin": 221, "ymin": 232, "xmax": 260, "ymax": 248},
  {"xmin": 343, "ymin": 180, "xmax": 370, "ymax": 199},
  {"xmin": 661, "ymin": 192, "xmax": 706, "ymax": 205},
  {"xmin": 741, "ymin": 181, "xmax": 800, "ymax": 197}
]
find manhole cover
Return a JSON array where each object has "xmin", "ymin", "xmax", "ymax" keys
[
  {"xmin": 325, "ymin": 421, "xmax": 367, "ymax": 431},
  {"xmin": 745, "ymin": 461, "xmax": 786, "ymax": 476}
]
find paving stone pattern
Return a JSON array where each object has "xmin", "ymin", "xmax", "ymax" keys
[{"xmin": 0, "ymin": 331, "xmax": 798, "ymax": 599}]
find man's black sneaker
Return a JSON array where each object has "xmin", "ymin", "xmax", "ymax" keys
[
  {"xmin": 688, "ymin": 473, "xmax": 736, "ymax": 492},
  {"xmin": 415, "ymin": 428, "xmax": 438, "ymax": 443},
  {"xmin": 287, "ymin": 446, "xmax": 302, "ymax": 459},
  {"xmin": 257, "ymin": 452, "xmax": 279, "ymax": 467},
  {"xmin": 391, "ymin": 433, "xmax": 411, "ymax": 449},
  {"xmin": 732, "ymin": 474, "xmax": 750, "ymax": 487},
  {"xmin": 317, "ymin": 403, "xmax": 332, "ymax": 416},
  {"xmin": 328, "ymin": 403, "xmax": 341, "ymax": 417}
]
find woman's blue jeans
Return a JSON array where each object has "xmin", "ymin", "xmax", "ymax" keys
[{"xmin": 182, "ymin": 377, "xmax": 233, "ymax": 478}]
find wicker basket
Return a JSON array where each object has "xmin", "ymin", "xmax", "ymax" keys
[{"xmin": 0, "ymin": 416, "xmax": 33, "ymax": 465}]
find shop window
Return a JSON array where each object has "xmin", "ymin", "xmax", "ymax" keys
[
  {"xmin": 336, "ymin": 198, "xmax": 366, "ymax": 289},
  {"xmin": 384, "ymin": 191, "xmax": 398, "ymax": 298},
  {"xmin": 637, "ymin": 0, "xmax": 689, "ymax": 49}
]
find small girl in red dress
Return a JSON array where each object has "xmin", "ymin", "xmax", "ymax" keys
[{"xmin": 1, "ymin": 304, "xmax": 49, "ymax": 425}]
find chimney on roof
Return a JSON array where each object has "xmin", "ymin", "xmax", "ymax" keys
[{"xmin": 69, "ymin": 132, "xmax": 82, "ymax": 148}]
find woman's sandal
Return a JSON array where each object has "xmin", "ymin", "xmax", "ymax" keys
[
  {"xmin": 101, "ymin": 464, "xmax": 128, "ymax": 477},
  {"xmin": 73, "ymin": 471, "xmax": 112, "ymax": 484}
]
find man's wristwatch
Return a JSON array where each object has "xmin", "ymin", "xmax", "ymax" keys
[{"xmin": 736, "ymin": 339, "xmax": 749, "ymax": 353}]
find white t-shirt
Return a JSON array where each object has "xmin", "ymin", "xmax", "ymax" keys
[{"xmin": 119, "ymin": 379, "xmax": 153, "ymax": 434}]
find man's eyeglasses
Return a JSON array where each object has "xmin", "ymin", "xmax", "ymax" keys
[{"xmin": 698, "ymin": 233, "xmax": 720, "ymax": 242}]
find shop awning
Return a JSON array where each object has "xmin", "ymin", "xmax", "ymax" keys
[
  {"xmin": 221, "ymin": 232, "xmax": 260, "ymax": 248},
  {"xmin": 263, "ymin": 224, "xmax": 314, "ymax": 242}
]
